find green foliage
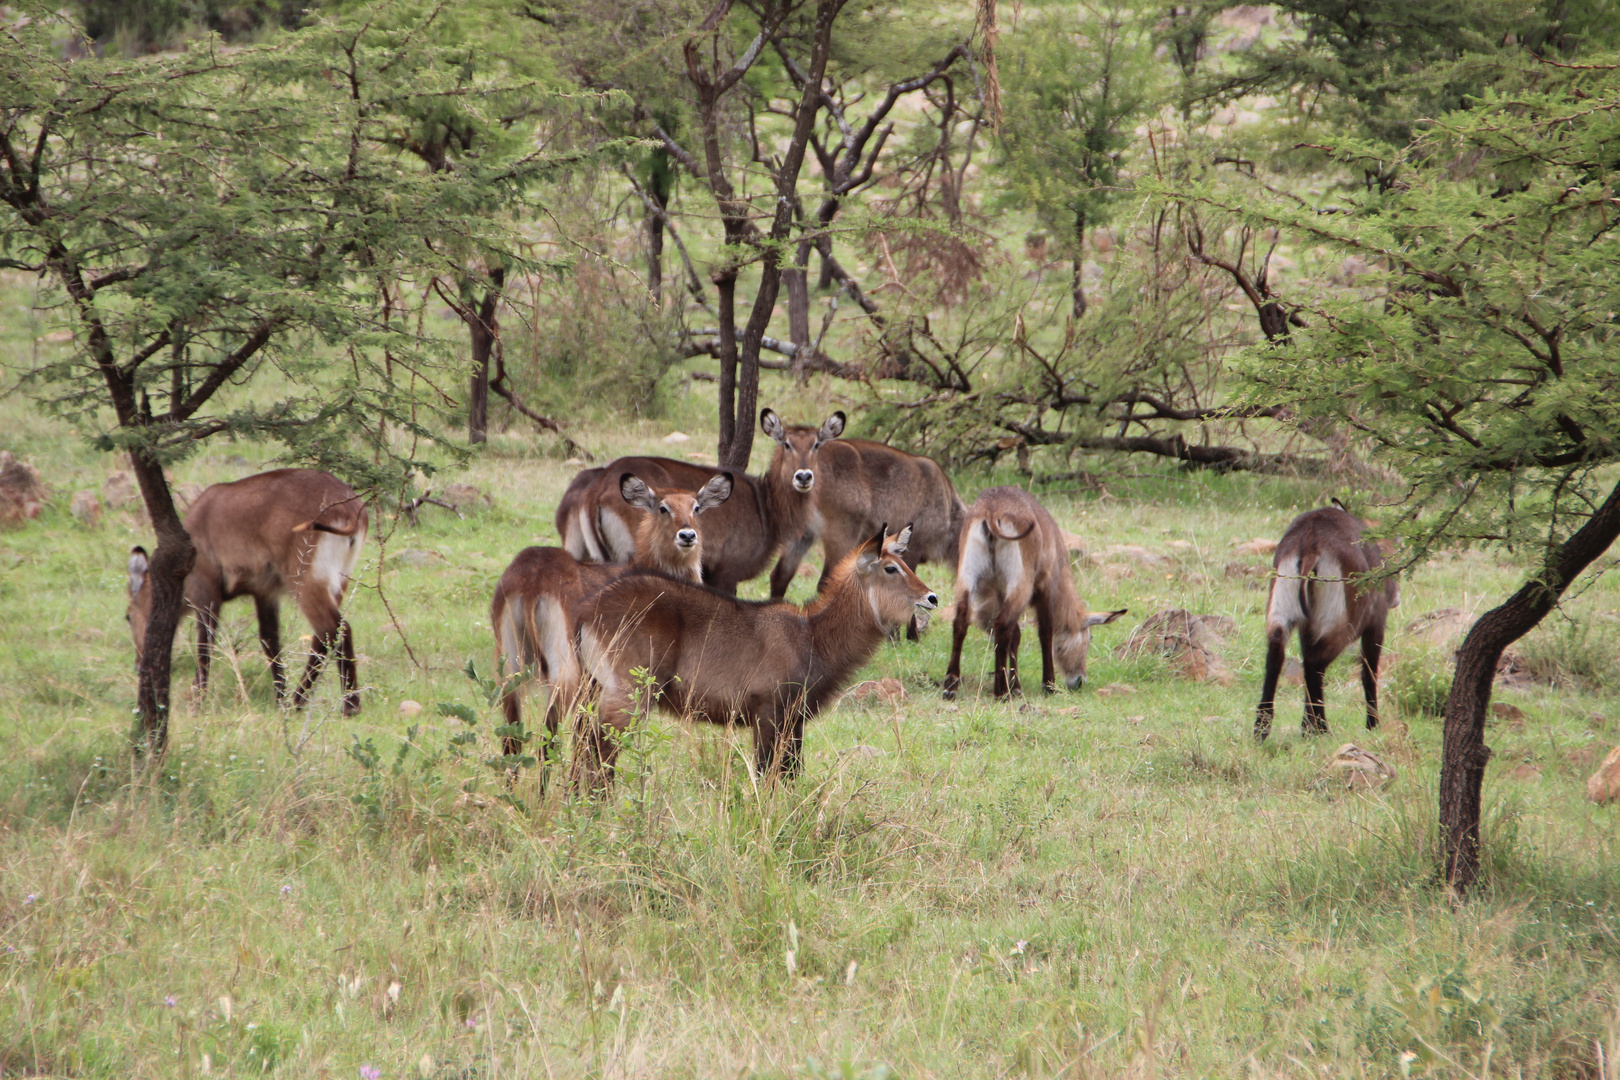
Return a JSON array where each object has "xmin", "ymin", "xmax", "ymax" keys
[{"xmin": 1393, "ymin": 648, "xmax": 1454, "ymax": 718}]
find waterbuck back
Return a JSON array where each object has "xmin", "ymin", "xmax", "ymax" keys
[
  {"xmin": 125, "ymin": 468, "xmax": 368, "ymax": 714},
  {"xmin": 943, "ymin": 486, "xmax": 1126, "ymax": 699},
  {"xmin": 575, "ymin": 525, "xmax": 938, "ymax": 790},
  {"xmin": 554, "ymin": 409, "xmax": 840, "ymax": 593},
  {"xmin": 1255, "ymin": 505, "xmax": 1401, "ymax": 740},
  {"xmin": 492, "ymin": 472, "xmax": 732, "ymax": 776}
]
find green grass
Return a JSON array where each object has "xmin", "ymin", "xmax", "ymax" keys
[{"xmin": 3, "ymin": 374, "xmax": 1620, "ymax": 1078}]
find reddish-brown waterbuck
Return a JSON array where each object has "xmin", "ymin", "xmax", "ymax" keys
[
  {"xmin": 126, "ymin": 469, "xmax": 368, "ymax": 713},
  {"xmin": 1255, "ymin": 504, "xmax": 1401, "ymax": 741},
  {"xmin": 490, "ymin": 472, "xmax": 732, "ymax": 770},
  {"xmin": 942, "ymin": 487, "xmax": 1126, "ymax": 699},
  {"xmin": 554, "ymin": 409, "xmax": 840, "ymax": 594},
  {"xmin": 574, "ymin": 525, "xmax": 938, "ymax": 790}
]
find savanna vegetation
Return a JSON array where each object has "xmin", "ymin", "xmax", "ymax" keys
[{"xmin": 2, "ymin": 0, "xmax": 1618, "ymax": 1076}]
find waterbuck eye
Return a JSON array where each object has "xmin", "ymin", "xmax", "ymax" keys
[
  {"xmin": 659, "ymin": 504, "xmax": 670, "ymax": 515},
  {"xmin": 884, "ymin": 564, "xmax": 899, "ymax": 575}
]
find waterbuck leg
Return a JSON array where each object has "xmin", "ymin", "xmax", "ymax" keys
[
  {"xmin": 769, "ymin": 530, "xmax": 818, "ymax": 599},
  {"xmin": 254, "ymin": 595, "xmax": 286, "ymax": 702},
  {"xmin": 291, "ymin": 616, "xmax": 339, "ymax": 709},
  {"xmin": 1301, "ymin": 646, "xmax": 1330, "ymax": 737},
  {"xmin": 337, "ymin": 620, "xmax": 359, "ymax": 716},
  {"xmin": 1254, "ymin": 628, "xmax": 1287, "ymax": 742},
  {"xmin": 942, "ymin": 597, "xmax": 973, "ymax": 700},
  {"xmin": 992, "ymin": 620, "xmax": 1022, "ymax": 698},
  {"xmin": 903, "ymin": 553, "xmax": 923, "ymax": 641},
  {"xmin": 1360, "ymin": 625, "xmax": 1385, "ymax": 730},
  {"xmin": 1035, "ymin": 597, "xmax": 1056, "ymax": 693},
  {"xmin": 193, "ymin": 600, "xmax": 221, "ymax": 695}
]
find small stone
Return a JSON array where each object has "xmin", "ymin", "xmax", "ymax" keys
[
  {"xmin": 564, "ymin": 457, "xmax": 585, "ymax": 466},
  {"xmin": 1407, "ymin": 608, "xmax": 1470, "ymax": 647},
  {"xmin": 683, "ymin": 452, "xmax": 715, "ymax": 463},
  {"xmin": 843, "ymin": 744, "xmax": 888, "ymax": 759},
  {"xmin": 1232, "ymin": 538, "xmax": 1278, "ymax": 557},
  {"xmin": 0, "ymin": 451, "xmax": 48, "ymax": 525},
  {"xmin": 1507, "ymin": 762, "xmax": 1542, "ymax": 781},
  {"xmin": 102, "ymin": 470, "xmax": 140, "ymax": 508},
  {"xmin": 43, "ymin": 329, "xmax": 74, "ymax": 343},
  {"xmin": 845, "ymin": 678, "xmax": 907, "ymax": 706},
  {"xmin": 1095, "ymin": 683, "xmax": 1137, "ymax": 697},
  {"xmin": 662, "ymin": 431, "xmax": 691, "ymax": 444},
  {"xmin": 1585, "ymin": 745, "xmax": 1620, "ymax": 804},
  {"xmin": 1491, "ymin": 701, "xmax": 1526, "ymax": 722},
  {"xmin": 70, "ymin": 489, "xmax": 102, "ymax": 527},
  {"xmin": 440, "ymin": 483, "xmax": 489, "ymax": 513},
  {"xmin": 1223, "ymin": 560, "xmax": 1262, "ymax": 579},
  {"xmin": 1059, "ymin": 529, "xmax": 1085, "ymax": 557},
  {"xmin": 796, "ymin": 563, "xmax": 818, "ymax": 578},
  {"xmin": 1327, "ymin": 743, "xmax": 1396, "ymax": 789},
  {"xmin": 392, "ymin": 549, "xmax": 444, "ymax": 567},
  {"xmin": 1201, "ymin": 715, "xmax": 1224, "ymax": 723},
  {"xmin": 398, "ymin": 700, "xmax": 423, "ymax": 717}
]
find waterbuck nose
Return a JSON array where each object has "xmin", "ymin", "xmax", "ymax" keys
[
  {"xmin": 922, "ymin": 592, "xmax": 939, "ymax": 609},
  {"xmin": 676, "ymin": 528, "xmax": 697, "ymax": 546},
  {"xmin": 1066, "ymin": 673, "xmax": 1085, "ymax": 690},
  {"xmin": 794, "ymin": 469, "xmax": 814, "ymax": 489}
]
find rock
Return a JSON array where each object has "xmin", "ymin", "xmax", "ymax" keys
[
  {"xmin": 1585, "ymin": 745, "xmax": 1620, "ymax": 804},
  {"xmin": 225, "ymin": 454, "xmax": 250, "ymax": 467},
  {"xmin": 103, "ymin": 470, "xmax": 140, "ymax": 508},
  {"xmin": 1095, "ymin": 544, "xmax": 1168, "ymax": 566},
  {"xmin": 69, "ymin": 490, "xmax": 102, "ymax": 527},
  {"xmin": 1335, "ymin": 255, "xmax": 1370, "ymax": 287},
  {"xmin": 392, "ymin": 549, "xmax": 444, "ymax": 567},
  {"xmin": 843, "ymin": 744, "xmax": 888, "ymax": 759},
  {"xmin": 1166, "ymin": 540, "xmax": 1194, "ymax": 552},
  {"xmin": 1406, "ymin": 608, "xmax": 1470, "ymax": 647},
  {"xmin": 1094, "ymin": 682, "xmax": 1137, "ymax": 697},
  {"xmin": 1114, "ymin": 608, "xmax": 1236, "ymax": 685},
  {"xmin": 440, "ymin": 483, "xmax": 490, "ymax": 513},
  {"xmin": 1327, "ymin": 743, "xmax": 1396, "ymax": 790},
  {"xmin": 1059, "ymin": 529, "xmax": 1085, "ymax": 558},
  {"xmin": 796, "ymin": 563, "xmax": 818, "ymax": 578},
  {"xmin": 1201, "ymin": 715, "xmax": 1224, "ymax": 723},
  {"xmin": 1495, "ymin": 651, "xmax": 1539, "ymax": 688},
  {"xmin": 398, "ymin": 700, "xmax": 423, "ymax": 717},
  {"xmin": 1507, "ymin": 762, "xmax": 1543, "ymax": 782},
  {"xmin": 564, "ymin": 457, "xmax": 585, "ymax": 466},
  {"xmin": 1219, "ymin": 4, "xmax": 1275, "ymax": 28},
  {"xmin": 1283, "ymin": 658, "xmax": 1304, "ymax": 686},
  {"xmin": 1224, "ymin": 560, "xmax": 1263, "ymax": 579},
  {"xmin": 1232, "ymin": 538, "xmax": 1278, "ymax": 557},
  {"xmin": 844, "ymin": 678, "xmax": 907, "ymax": 706},
  {"xmin": 683, "ymin": 452, "xmax": 716, "ymax": 464},
  {"xmin": 43, "ymin": 328, "xmax": 74, "ymax": 343},
  {"xmin": 662, "ymin": 431, "xmax": 691, "ymax": 444},
  {"xmin": 1491, "ymin": 701, "xmax": 1527, "ymax": 722},
  {"xmin": 0, "ymin": 451, "xmax": 48, "ymax": 526}
]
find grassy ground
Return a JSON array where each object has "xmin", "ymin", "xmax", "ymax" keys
[{"xmin": 2, "ymin": 373, "xmax": 1619, "ymax": 1079}]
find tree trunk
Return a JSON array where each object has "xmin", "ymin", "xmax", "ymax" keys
[
  {"xmin": 645, "ymin": 163, "xmax": 670, "ymax": 306},
  {"xmin": 715, "ymin": 271, "xmax": 742, "ymax": 467},
  {"xmin": 129, "ymin": 449, "xmax": 195, "ymax": 757},
  {"xmin": 1072, "ymin": 209, "xmax": 1088, "ymax": 320},
  {"xmin": 1441, "ymin": 475, "xmax": 1620, "ymax": 893},
  {"xmin": 785, "ymin": 240, "xmax": 812, "ymax": 383},
  {"xmin": 466, "ymin": 267, "xmax": 505, "ymax": 446}
]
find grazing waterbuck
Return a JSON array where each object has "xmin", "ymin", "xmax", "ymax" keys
[
  {"xmin": 942, "ymin": 486, "xmax": 1126, "ymax": 699},
  {"xmin": 125, "ymin": 469, "xmax": 368, "ymax": 714},
  {"xmin": 1255, "ymin": 504, "xmax": 1401, "ymax": 741}
]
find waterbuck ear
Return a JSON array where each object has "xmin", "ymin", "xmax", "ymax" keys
[
  {"xmin": 761, "ymin": 408, "xmax": 786, "ymax": 444},
  {"xmin": 695, "ymin": 472, "xmax": 733, "ymax": 512},
  {"xmin": 887, "ymin": 523, "xmax": 913, "ymax": 555},
  {"xmin": 619, "ymin": 474, "xmax": 656, "ymax": 512},
  {"xmin": 857, "ymin": 523, "xmax": 888, "ymax": 571},
  {"xmin": 815, "ymin": 411, "xmax": 846, "ymax": 447},
  {"xmin": 127, "ymin": 545, "xmax": 150, "ymax": 598},
  {"xmin": 1084, "ymin": 608, "xmax": 1128, "ymax": 628}
]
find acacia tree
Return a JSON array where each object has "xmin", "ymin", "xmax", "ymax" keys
[
  {"xmin": 1192, "ymin": 58, "xmax": 1620, "ymax": 892},
  {"xmin": 1, "ymin": 4, "xmax": 543, "ymax": 753}
]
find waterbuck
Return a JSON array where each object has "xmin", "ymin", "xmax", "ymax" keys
[
  {"xmin": 489, "ymin": 472, "xmax": 732, "ymax": 771},
  {"xmin": 767, "ymin": 417, "xmax": 967, "ymax": 608},
  {"xmin": 126, "ymin": 469, "xmax": 368, "ymax": 714},
  {"xmin": 942, "ymin": 487, "xmax": 1126, "ymax": 700},
  {"xmin": 574, "ymin": 525, "xmax": 938, "ymax": 791},
  {"xmin": 554, "ymin": 409, "xmax": 840, "ymax": 594},
  {"xmin": 1255, "ymin": 504, "xmax": 1401, "ymax": 741}
]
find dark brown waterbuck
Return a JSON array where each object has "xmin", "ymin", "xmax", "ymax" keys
[
  {"xmin": 1255, "ymin": 504, "xmax": 1401, "ymax": 741},
  {"xmin": 767, "ymin": 415, "xmax": 966, "ymax": 608},
  {"xmin": 490, "ymin": 472, "xmax": 732, "ymax": 771},
  {"xmin": 942, "ymin": 486, "xmax": 1126, "ymax": 699},
  {"xmin": 574, "ymin": 525, "xmax": 938, "ymax": 791},
  {"xmin": 554, "ymin": 409, "xmax": 840, "ymax": 594},
  {"xmin": 126, "ymin": 469, "xmax": 368, "ymax": 714}
]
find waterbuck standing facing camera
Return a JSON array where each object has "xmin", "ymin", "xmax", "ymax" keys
[
  {"xmin": 125, "ymin": 469, "xmax": 368, "ymax": 714},
  {"xmin": 1255, "ymin": 504, "xmax": 1401, "ymax": 741},
  {"xmin": 942, "ymin": 487, "xmax": 1126, "ymax": 700}
]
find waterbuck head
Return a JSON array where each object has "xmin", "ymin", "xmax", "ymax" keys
[
  {"xmin": 761, "ymin": 408, "xmax": 844, "ymax": 494},
  {"xmin": 1054, "ymin": 606, "xmax": 1129, "ymax": 689},
  {"xmin": 619, "ymin": 471, "xmax": 733, "ymax": 577},
  {"xmin": 126, "ymin": 545, "xmax": 153, "ymax": 665},
  {"xmin": 854, "ymin": 523, "xmax": 938, "ymax": 628}
]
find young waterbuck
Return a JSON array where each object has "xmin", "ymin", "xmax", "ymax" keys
[
  {"xmin": 555, "ymin": 409, "xmax": 840, "ymax": 594},
  {"xmin": 125, "ymin": 469, "xmax": 368, "ymax": 714},
  {"xmin": 1255, "ymin": 504, "xmax": 1401, "ymax": 741},
  {"xmin": 574, "ymin": 525, "xmax": 938, "ymax": 791},
  {"xmin": 490, "ymin": 471, "xmax": 733, "ymax": 775},
  {"xmin": 942, "ymin": 487, "xmax": 1126, "ymax": 699}
]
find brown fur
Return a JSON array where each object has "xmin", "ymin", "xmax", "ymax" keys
[
  {"xmin": 554, "ymin": 410, "xmax": 841, "ymax": 594},
  {"xmin": 126, "ymin": 469, "xmax": 367, "ymax": 714},
  {"xmin": 491, "ymin": 472, "xmax": 731, "ymax": 776},
  {"xmin": 942, "ymin": 487, "xmax": 1126, "ymax": 699},
  {"xmin": 768, "ymin": 427, "xmax": 967, "ymax": 606},
  {"xmin": 1255, "ymin": 505, "xmax": 1402, "ymax": 741},
  {"xmin": 574, "ymin": 525, "xmax": 938, "ymax": 790}
]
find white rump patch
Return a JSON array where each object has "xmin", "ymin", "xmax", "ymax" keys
[
  {"xmin": 1307, "ymin": 554, "xmax": 1348, "ymax": 641},
  {"xmin": 311, "ymin": 529, "xmax": 364, "ymax": 606},
  {"xmin": 599, "ymin": 506, "xmax": 637, "ymax": 563},
  {"xmin": 1266, "ymin": 553, "xmax": 1305, "ymax": 634}
]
